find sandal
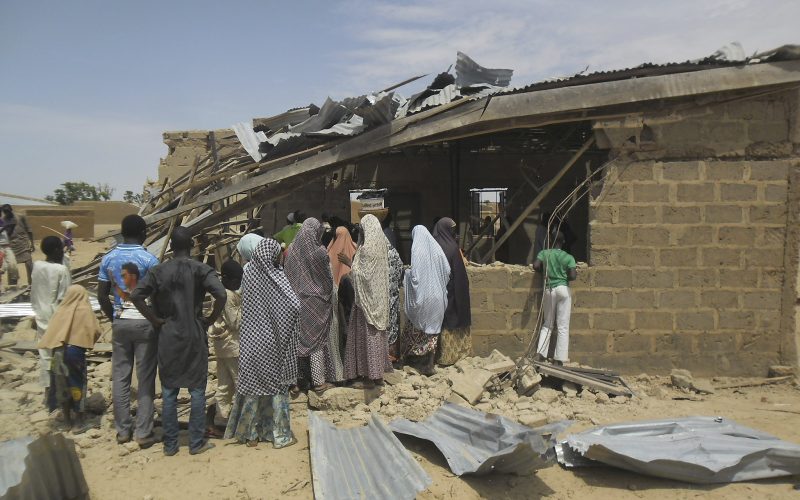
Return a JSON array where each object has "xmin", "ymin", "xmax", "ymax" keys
[
  {"xmin": 313, "ymin": 383, "xmax": 335, "ymax": 392},
  {"xmin": 246, "ymin": 440, "xmax": 258, "ymax": 448}
]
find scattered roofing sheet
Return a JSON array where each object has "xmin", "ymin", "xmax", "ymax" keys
[
  {"xmin": 556, "ymin": 416, "xmax": 800, "ymax": 484},
  {"xmin": 0, "ymin": 299, "xmax": 100, "ymax": 319},
  {"xmin": 390, "ymin": 402, "xmax": 570, "ymax": 476},
  {"xmin": 456, "ymin": 51, "xmax": 513, "ymax": 87},
  {"xmin": 308, "ymin": 411, "xmax": 431, "ymax": 500},
  {"xmin": 0, "ymin": 434, "xmax": 89, "ymax": 499}
]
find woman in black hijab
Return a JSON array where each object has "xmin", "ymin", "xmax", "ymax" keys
[{"xmin": 432, "ymin": 217, "xmax": 472, "ymax": 365}]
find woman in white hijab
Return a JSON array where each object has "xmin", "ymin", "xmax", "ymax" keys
[
  {"xmin": 237, "ymin": 234, "xmax": 265, "ymax": 267},
  {"xmin": 397, "ymin": 225, "xmax": 450, "ymax": 375},
  {"xmin": 338, "ymin": 215, "xmax": 392, "ymax": 387}
]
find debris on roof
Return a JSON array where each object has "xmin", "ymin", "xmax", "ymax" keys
[
  {"xmin": 390, "ymin": 402, "xmax": 570, "ymax": 476},
  {"xmin": 556, "ymin": 416, "xmax": 800, "ymax": 484},
  {"xmin": 308, "ymin": 411, "xmax": 431, "ymax": 500}
]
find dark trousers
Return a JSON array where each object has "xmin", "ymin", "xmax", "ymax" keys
[{"xmin": 161, "ymin": 386, "xmax": 206, "ymax": 453}]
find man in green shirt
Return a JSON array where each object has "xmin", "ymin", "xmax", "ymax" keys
[
  {"xmin": 533, "ymin": 231, "xmax": 577, "ymax": 365},
  {"xmin": 273, "ymin": 211, "xmax": 304, "ymax": 249}
]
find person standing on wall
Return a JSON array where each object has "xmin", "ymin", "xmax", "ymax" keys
[
  {"xmin": 97, "ymin": 215, "xmax": 160, "ymax": 448},
  {"xmin": 131, "ymin": 226, "xmax": 226, "ymax": 456},
  {"xmin": 533, "ymin": 231, "xmax": 577, "ymax": 365},
  {"xmin": 1, "ymin": 204, "xmax": 34, "ymax": 286}
]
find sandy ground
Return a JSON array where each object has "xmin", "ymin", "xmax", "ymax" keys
[{"xmin": 2, "ymin": 237, "xmax": 800, "ymax": 499}]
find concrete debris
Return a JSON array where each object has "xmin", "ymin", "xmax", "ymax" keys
[
  {"xmin": 448, "ymin": 368, "xmax": 493, "ymax": 405},
  {"xmin": 533, "ymin": 388, "xmax": 561, "ymax": 404},
  {"xmin": 670, "ymin": 369, "xmax": 714, "ymax": 394},
  {"xmin": 308, "ymin": 387, "xmax": 381, "ymax": 411},
  {"xmin": 769, "ymin": 365, "xmax": 796, "ymax": 378}
]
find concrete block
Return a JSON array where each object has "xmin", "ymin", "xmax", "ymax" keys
[
  {"xmin": 699, "ymin": 333, "xmax": 738, "ymax": 353},
  {"xmin": 590, "ymin": 248, "xmax": 616, "ymax": 266},
  {"xmin": 720, "ymin": 183, "xmax": 757, "ymax": 202},
  {"xmin": 591, "ymin": 205, "xmax": 616, "ymax": 223},
  {"xmin": 509, "ymin": 311, "xmax": 538, "ymax": 330},
  {"xmin": 618, "ymin": 162, "xmax": 656, "ymax": 181},
  {"xmin": 742, "ymin": 291, "xmax": 781, "ymax": 310},
  {"xmin": 717, "ymin": 226, "xmax": 757, "ymax": 246},
  {"xmin": 307, "ymin": 387, "xmax": 381, "ymax": 410},
  {"xmin": 635, "ymin": 311, "xmax": 674, "ymax": 330},
  {"xmin": 599, "ymin": 182, "xmax": 631, "ymax": 202},
  {"xmin": 661, "ymin": 161, "xmax": 701, "ymax": 181},
  {"xmin": 618, "ymin": 205, "xmax": 659, "ymax": 224},
  {"xmin": 570, "ymin": 312, "xmax": 590, "ymax": 330},
  {"xmin": 705, "ymin": 205, "xmax": 744, "ymax": 223},
  {"xmin": 492, "ymin": 291, "xmax": 534, "ymax": 311},
  {"xmin": 759, "ymin": 227, "xmax": 785, "ymax": 248},
  {"xmin": 654, "ymin": 333, "xmax": 695, "ymax": 354},
  {"xmin": 719, "ymin": 269, "xmax": 757, "ymax": 288},
  {"xmin": 676, "ymin": 311, "xmax": 715, "ymax": 331},
  {"xmin": 757, "ymin": 310, "xmax": 781, "ymax": 330},
  {"xmin": 571, "ymin": 332, "xmax": 610, "ymax": 353},
  {"xmin": 758, "ymin": 269, "xmax": 784, "ymax": 289},
  {"xmin": 656, "ymin": 121, "xmax": 703, "ymax": 147},
  {"xmin": 744, "ymin": 249, "xmax": 784, "ymax": 268},
  {"xmin": 662, "ymin": 206, "xmax": 702, "ymax": 224},
  {"xmin": 701, "ymin": 248, "xmax": 742, "ymax": 268},
  {"xmin": 614, "ymin": 290, "xmax": 656, "ymax": 309},
  {"xmin": 633, "ymin": 270, "xmax": 675, "ymax": 288},
  {"xmin": 469, "ymin": 268, "xmax": 509, "ymax": 289},
  {"xmin": 705, "ymin": 162, "xmax": 746, "ymax": 181},
  {"xmin": 726, "ymin": 99, "xmax": 786, "ymax": 121},
  {"xmin": 449, "ymin": 368, "xmax": 493, "ymax": 405},
  {"xmin": 700, "ymin": 290, "xmax": 739, "ymax": 309},
  {"xmin": 659, "ymin": 248, "xmax": 699, "ymax": 267},
  {"xmin": 616, "ymin": 248, "xmax": 656, "ymax": 267},
  {"xmin": 677, "ymin": 184, "xmax": 715, "ymax": 202},
  {"xmin": 632, "ymin": 183, "xmax": 669, "ymax": 202},
  {"xmin": 678, "ymin": 269, "xmax": 717, "ymax": 287},
  {"xmin": 764, "ymin": 183, "xmax": 788, "ymax": 202},
  {"xmin": 748, "ymin": 122, "xmax": 789, "ymax": 144},
  {"xmin": 718, "ymin": 311, "xmax": 756, "ymax": 330},
  {"xmin": 590, "ymin": 225, "xmax": 629, "ymax": 246},
  {"xmin": 749, "ymin": 205, "xmax": 787, "ymax": 224},
  {"xmin": 593, "ymin": 312, "xmax": 631, "ymax": 331},
  {"xmin": 470, "ymin": 291, "xmax": 491, "ymax": 311},
  {"xmin": 574, "ymin": 290, "xmax": 614, "ymax": 309},
  {"xmin": 471, "ymin": 312, "xmax": 508, "ymax": 330},
  {"xmin": 674, "ymin": 226, "xmax": 713, "ymax": 246},
  {"xmin": 659, "ymin": 290, "xmax": 697, "ymax": 308},
  {"xmin": 510, "ymin": 271, "xmax": 536, "ymax": 290},
  {"xmin": 750, "ymin": 160, "xmax": 789, "ymax": 181},
  {"xmin": 705, "ymin": 122, "xmax": 747, "ymax": 145},
  {"xmin": 630, "ymin": 227, "xmax": 670, "ymax": 246},
  {"xmin": 612, "ymin": 333, "xmax": 652, "ymax": 353},
  {"xmin": 593, "ymin": 269, "xmax": 633, "ymax": 288}
]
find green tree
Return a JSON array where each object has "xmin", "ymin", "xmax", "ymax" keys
[
  {"xmin": 123, "ymin": 190, "xmax": 145, "ymax": 205},
  {"xmin": 46, "ymin": 181, "xmax": 115, "ymax": 205}
]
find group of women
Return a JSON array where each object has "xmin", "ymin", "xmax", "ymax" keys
[{"xmin": 225, "ymin": 213, "xmax": 471, "ymax": 448}]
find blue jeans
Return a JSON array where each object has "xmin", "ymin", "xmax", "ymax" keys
[{"xmin": 162, "ymin": 386, "xmax": 206, "ymax": 453}]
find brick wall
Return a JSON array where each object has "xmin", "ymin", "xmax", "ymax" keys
[{"xmin": 583, "ymin": 159, "xmax": 793, "ymax": 375}]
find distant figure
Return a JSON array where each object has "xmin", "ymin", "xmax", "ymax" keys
[
  {"xmin": 31, "ymin": 236, "xmax": 71, "ymax": 400},
  {"xmin": 273, "ymin": 211, "xmax": 303, "ymax": 249},
  {"xmin": 207, "ymin": 260, "xmax": 243, "ymax": 427},
  {"xmin": 482, "ymin": 216, "xmax": 494, "ymax": 237},
  {"xmin": 1, "ymin": 204, "xmax": 34, "ymax": 285},
  {"xmin": 38, "ymin": 285, "xmax": 102, "ymax": 434},
  {"xmin": 533, "ymin": 231, "xmax": 577, "ymax": 365},
  {"xmin": 131, "ymin": 227, "xmax": 227, "ymax": 456},
  {"xmin": 97, "ymin": 214, "xmax": 159, "ymax": 449},
  {"xmin": 534, "ymin": 212, "xmax": 576, "ymax": 258},
  {"xmin": 63, "ymin": 227, "xmax": 76, "ymax": 255}
]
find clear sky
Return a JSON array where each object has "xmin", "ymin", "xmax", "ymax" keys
[{"xmin": 1, "ymin": 0, "xmax": 797, "ymax": 201}]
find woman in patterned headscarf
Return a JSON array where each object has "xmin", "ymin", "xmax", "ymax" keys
[
  {"xmin": 432, "ymin": 217, "xmax": 472, "ymax": 365},
  {"xmin": 284, "ymin": 218, "xmax": 343, "ymax": 391},
  {"xmin": 225, "ymin": 238, "xmax": 299, "ymax": 449},
  {"xmin": 338, "ymin": 214, "xmax": 392, "ymax": 387},
  {"xmin": 397, "ymin": 226, "xmax": 450, "ymax": 374}
]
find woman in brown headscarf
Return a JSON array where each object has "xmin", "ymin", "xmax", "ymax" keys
[{"xmin": 38, "ymin": 285, "xmax": 102, "ymax": 433}]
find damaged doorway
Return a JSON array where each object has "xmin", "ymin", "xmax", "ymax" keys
[{"xmin": 467, "ymin": 188, "xmax": 507, "ymax": 261}]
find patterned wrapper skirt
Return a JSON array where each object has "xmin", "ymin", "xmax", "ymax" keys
[
  {"xmin": 48, "ymin": 345, "xmax": 87, "ymax": 413},
  {"xmin": 437, "ymin": 327, "xmax": 472, "ymax": 366},
  {"xmin": 224, "ymin": 392, "xmax": 294, "ymax": 448},
  {"xmin": 400, "ymin": 322, "xmax": 438, "ymax": 357}
]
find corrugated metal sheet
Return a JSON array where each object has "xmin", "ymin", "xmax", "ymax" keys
[
  {"xmin": 390, "ymin": 402, "xmax": 569, "ymax": 476},
  {"xmin": 308, "ymin": 411, "xmax": 431, "ymax": 500},
  {"xmin": 557, "ymin": 416, "xmax": 800, "ymax": 484},
  {"xmin": 290, "ymin": 98, "xmax": 349, "ymax": 134},
  {"xmin": 0, "ymin": 434, "xmax": 89, "ymax": 499},
  {"xmin": 456, "ymin": 51, "xmax": 513, "ymax": 88},
  {"xmin": 306, "ymin": 115, "xmax": 365, "ymax": 137},
  {"xmin": 232, "ymin": 122, "xmax": 267, "ymax": 162},
  {"xmin": 0, "ymin": 299, "xmax": 100, "ymax": 319}
]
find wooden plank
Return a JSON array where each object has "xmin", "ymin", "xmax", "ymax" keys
[
  {"xmin": 534, "ymin": 361, "xmax": 631, "ymax": 397},
  {"xmin": 0, "ymin": 287, "xmax": 29, "ymax": 304},
  {"xmin": 714, "ymin": 376, "xmax": 794, "ymax": 389},
  {"xmin": 479, "ymin": 137, "xmax": 594, "ymax": 263}
]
